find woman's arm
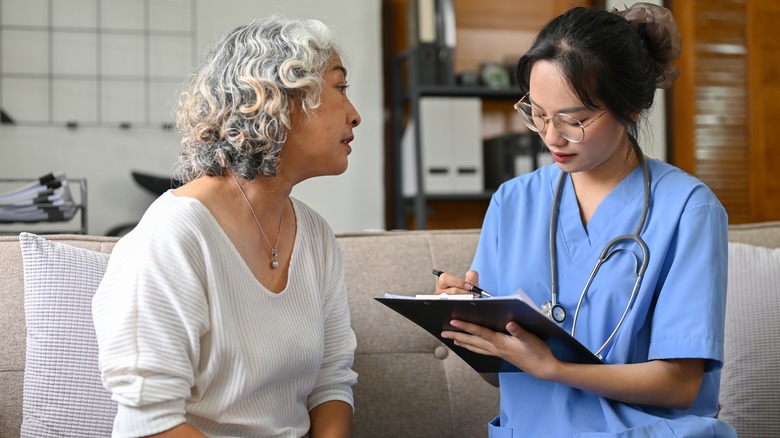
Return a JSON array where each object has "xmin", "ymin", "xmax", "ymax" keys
[
  {"xmin": 443, "ymin": 320, "xmax": 705, "ymax": 409},
  {"xmin": 551, "ymin": 357, "xmax": 704, "ymax": 409},
  {"xmin": 309, "ymin": 400, "xmax": 353, "ymax": 438},
  {"xmin": 302, "ymin": 224, "xmax": 357, "ymax": 437},
  {"xmin": 147, "ymin": 423, "xmax": 208, "ymax": 438}
]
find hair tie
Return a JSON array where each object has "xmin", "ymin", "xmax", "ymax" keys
[{"xmin": 613, "ymin": 2, "xmax": 682, "ymax": 89}]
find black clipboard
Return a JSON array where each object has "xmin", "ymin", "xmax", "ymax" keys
[{"xmin": 375, "ymin": 295, "xmax": 602, "ymax": 373}]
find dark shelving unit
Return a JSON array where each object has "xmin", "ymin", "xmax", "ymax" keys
[{"xmin": 390, "ymin": 49, "xmax": 523, "ymax": 229}]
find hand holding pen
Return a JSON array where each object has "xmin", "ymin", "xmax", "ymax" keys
[{"xmin": 432, "ymin": 268, "xmax": 492, "ymax": 298}]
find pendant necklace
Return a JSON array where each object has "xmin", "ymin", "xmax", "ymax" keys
[{"xmin": 230, "ymin": 173, "xmax": 284, "ymax": 269}]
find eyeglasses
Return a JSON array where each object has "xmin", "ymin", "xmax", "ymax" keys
[{"xmin": 513, "ymin": 93, "xmax": 607, "ymax": 143}]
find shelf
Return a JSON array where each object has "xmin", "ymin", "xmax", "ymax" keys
[
  {"xmin": 384, "ymin": 1, "xmax": 586, "ymax": 230},
  {"xmin": 403, "ymin": 191, "xmax": 494, "ymax": 202},
  {"xmin": 390, "ymin": 47, "xmax": 520, "ymax": 230},
  {"xmin": 403, "ymin": 85, "xmax": 523, "ymax": 101},
  {"xmin": 0, "ymin": 178, "xmax": 88, "ymax": 235}
]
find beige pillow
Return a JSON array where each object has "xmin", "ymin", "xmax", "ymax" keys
[
  {"xmin": 19, "ymin": 233, "xmax": 116, "ymax": 437},
  {"xmin": 719, "ymin": 242, "xmax": 780, "ymax": 436}
]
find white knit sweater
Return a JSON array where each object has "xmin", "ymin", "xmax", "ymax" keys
[{"xmin": 92, "ymin": 192, "xmax": 357, "ymax": 438}]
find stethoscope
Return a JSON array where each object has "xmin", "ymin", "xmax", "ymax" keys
[{"xmin": 541, "ymin": 153, "xmax": 650, "ymax": 358}]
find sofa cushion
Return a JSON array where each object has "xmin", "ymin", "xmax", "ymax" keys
[
  {"xmin": 19, "ymin": 233, "xmax": 116, "ymax": 437},
  {"xmin": 338, "ymin": 229, "xmax": 499, "ymax": 437},
  {"xmin": 719, "ymin": 242, "xmax": 780, "ymax": 436}
]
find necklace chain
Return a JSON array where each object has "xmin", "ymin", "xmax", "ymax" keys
[{"xmin": 230, "ymin": 173, "xmax": 284, "ymax": 269}]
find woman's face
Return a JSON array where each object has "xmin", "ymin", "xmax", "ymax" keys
[
  {"xmin": 528, "ymin": 60, "xmax": 631, "ymax": 178},
  {"xmin": 281, "ymin": 55, "xmax": 361, "ymax": 183}
]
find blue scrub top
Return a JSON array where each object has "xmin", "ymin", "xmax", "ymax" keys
[{"xmin": 472, "ymin": 159, "xmax": 737, "ymax": 437}]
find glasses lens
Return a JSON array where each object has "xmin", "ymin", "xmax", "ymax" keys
[
  {"xmin": 553, "ymin": 113, "xmax": 585, "ymax": 143},
  {"xmin": 516, "ymin": 102, "xmax": 543, "ymax": 132}
]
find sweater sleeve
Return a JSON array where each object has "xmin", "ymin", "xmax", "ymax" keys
[
  {"xmin": 92, "ymin": 197, "xmax": 211, "ymax": 437},
  {"xmin": 301, "ymin": 205, "xmax": 357, "ymax": 411}
]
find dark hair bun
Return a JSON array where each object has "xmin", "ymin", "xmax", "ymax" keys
[{"xmin": 613, "ymin": 2, "xmax": 682, "ymax": 89}]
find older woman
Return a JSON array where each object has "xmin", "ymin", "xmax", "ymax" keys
[{"xmin": 93, "ymin": 15, "xmax": 361, "ymax": 437}]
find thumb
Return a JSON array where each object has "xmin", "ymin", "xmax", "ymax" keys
[{"xmin": 465, "ymin": 270, "xmax": 480, "ymax": 287}]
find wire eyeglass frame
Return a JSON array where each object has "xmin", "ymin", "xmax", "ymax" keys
[{"xmin": 514, "ymin": 92, "xmax": 607, "ymax": 143}]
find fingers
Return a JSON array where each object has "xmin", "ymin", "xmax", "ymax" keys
[
  {"xmin": 506, "ymin": 321, "xmax": 522, "ymax": 337},
  {"xmin": 443, "ymin": 320, "xmax": 558, "ymax": 379},
  {"xmin": 465, "ymin": 270, "xmax": 480, "ymax": 287},
  {"xmin": 434, "ymin": 270, "xmax": 479, "ymax": 295},
  {"xmin": 441, "ymin": 323, "xmax": 497, "ymax": 357},
  {"xmin": 449, "ymin": 319, "xmax": 483, "ymax": 336},
  {"xmin": 451, "ymin": 340, "xmax": 494, "ymax": 356}
]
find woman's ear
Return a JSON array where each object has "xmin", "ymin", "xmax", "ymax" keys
[{"xmin": 629, "ymin": 111, "xmax": 640, "ymax": 122}]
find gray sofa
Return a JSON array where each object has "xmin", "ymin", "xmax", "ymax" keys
[{"xmin": 1, "ymin": 223, "xmax": 779, "ymax": 437}]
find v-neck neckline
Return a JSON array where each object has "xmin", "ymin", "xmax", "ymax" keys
[
  {"xmin": 172, "ymin": 192, "xmax": 301, "ymax": 296},
  {"xmin": 553, "ymin": 163, "xmax": 646, "ymax": 262}
]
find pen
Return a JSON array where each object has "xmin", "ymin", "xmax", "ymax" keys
[{"xmin": 432, "ymin": 268, "xmax": 492, "ymax": 298}]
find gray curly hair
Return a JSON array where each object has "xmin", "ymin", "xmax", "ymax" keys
[{"xmin": 174, "ymin": 15, "xmax": 340, "ymax": 182}]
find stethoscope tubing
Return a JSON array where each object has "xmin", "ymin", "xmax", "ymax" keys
[
  {"xmin": 571, "ymin": 234, "xmax": 649, "ymax": 357},
  {"xmin": 548, "ymin": 152, "xmax": 651, "ymax": 358}
]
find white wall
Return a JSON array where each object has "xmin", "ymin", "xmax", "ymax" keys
[{"xmin": 0, "ymin": 0, "xmax": 383, "ymax": 235}]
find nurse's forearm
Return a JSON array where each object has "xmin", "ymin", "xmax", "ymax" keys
[{"xmin": 548, "ymin": 358, "xmax": 704, "ymax": 409}]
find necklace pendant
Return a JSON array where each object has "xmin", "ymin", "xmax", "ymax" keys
[{"xmin": 230, "ymin": 174, "xmax": 285, "ymax": 272}]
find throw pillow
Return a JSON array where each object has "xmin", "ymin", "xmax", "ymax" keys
[
  {"xmin": 719, "ymin": 242, "xmax": 780, "ymax": 437},
  {"xmin": 19, "ymin": 232, "xmax": 116, "ymax": 437}
]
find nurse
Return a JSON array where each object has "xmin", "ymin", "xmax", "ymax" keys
[{"xmin": 434, "ymin": 3, "xmax": 737, "ymax": 437}]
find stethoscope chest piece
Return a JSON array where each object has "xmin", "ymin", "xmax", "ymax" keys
[{"xmin": 541, "ymin": 300, "xmax": 566, "ymax": 323}]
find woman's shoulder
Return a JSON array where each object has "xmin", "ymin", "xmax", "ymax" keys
[
  {"xmin": 647, "ymin": 159, "xmax": 721, "ymax": 203},
  {"xmin": 140, "ymin": 191, "xmax": 214, "ymax": 229},
  {"xmin": 120, "ymin": 191, "xmax": 218, "ymax": 250},
  {"xmin": 646, "ymin": 159, "xmax": 727, "ymax": 227},
  {"xmin": 107, "ymin": 192, "xmax": 220, "ymax": 272}
]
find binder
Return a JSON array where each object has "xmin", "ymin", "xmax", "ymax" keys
[
  {"xmin": 407, "ymin": 0, "xmax": 437, "ymax": 46},
  {"xmin": 401, "ymin": 97, "xmax": 483, "ymax": 196},
  {"xmin": 375, "ymin": 294, "xmax": 602, "ymax": 373},
  {"xmin": 407, "ymin": 0, "xmax": 456, "ymax": 86},
  {"xmin": 483, "ymin": 133, "xmax": 543, "ymax": 190}
]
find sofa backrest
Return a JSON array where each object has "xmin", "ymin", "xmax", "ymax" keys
[
  {"xmin": 1, "ymin": 221, "xmax": 779, "ymax": 437},
  {"xmin": 726, "ymin": 221, "xmax": 780, "ymax": 248},
  {"xmin": 338, "ymin": 229, "xmax": 499, "ymax": 437},
  {"xmin": 0, "ymin": 230, "xmax": 498, "ymax": 438}
]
